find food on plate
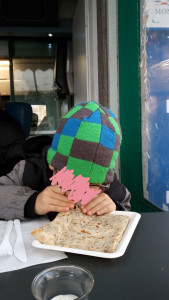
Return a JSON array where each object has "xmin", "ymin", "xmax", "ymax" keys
[{"xmin": 31, "ymin": 205, "xmax": 130, "ymax": 253}]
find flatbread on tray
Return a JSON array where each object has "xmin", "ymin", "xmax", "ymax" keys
[{"xmin": 31, "ymin": 206, "xmax": 130, "ymax": 253}]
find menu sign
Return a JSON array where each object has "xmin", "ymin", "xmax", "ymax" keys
[{"xmin": 145, "ymin": 0, "xmax": 169, "ymax": 27}]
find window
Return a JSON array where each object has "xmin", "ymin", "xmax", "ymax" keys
[
  {"xmin": 13, "ymin": 57, "xmax": 59, "ymax": 134},
  {"xmin": 11, "ymin": 39, "xmax": 71, "ymax": 135},
  {"xmin": 141, "ymin": 0, "xmax": 169, "ymax": 211}
]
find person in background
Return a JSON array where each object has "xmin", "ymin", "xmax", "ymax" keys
[
  {"xmin": 31, "ymin": 112, "xmax": 39, "ymax": 132},
  {"xmin": 0, "ymin": 101, "xmax": 131, "ymax": 221},
  {"xmin": 0, "ymin": 108, "xmax": 25, "ymax": 177}
]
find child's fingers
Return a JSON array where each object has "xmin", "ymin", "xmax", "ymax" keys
[
  {"xmin": 96, "ymin": 202, "xmax": 116, "ymax": 215},
  {"xmin": 51, "ymin": 185, "xmax": 65, "ymax": 194},
  {"xmin": 48, "ymin": 204, "xmax": 70, "ymax": 213},
  {"xmin": 50, "ymin": 192, "xmax": 75, "ymax": 207},
  {"xmin": 49, "ymin": 199, "xmax": 74, "ymax": 209},
  {"xmin": 81, "ymin": 193, "xmax": 105, "ymax": 212},
  {"xmin": 87, "ymin": 202, "xmax": 115, "ymax": 216},
  {"xmin": 81, "ymin": 193, "xmax": 116, "ymax": 215}
]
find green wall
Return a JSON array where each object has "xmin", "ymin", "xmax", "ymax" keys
[{"xmin": 118, "ymin": 0, "xmax": 160, "ymax": 212}]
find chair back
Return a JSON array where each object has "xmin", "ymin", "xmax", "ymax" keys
[{"xmin": 4, "ymin": 102, "xmax": 32, "ymax": 138}]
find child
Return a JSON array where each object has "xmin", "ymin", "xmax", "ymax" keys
[{"xmin": 0, "ymin": 101, "xmax": 131, "ymax": 220}]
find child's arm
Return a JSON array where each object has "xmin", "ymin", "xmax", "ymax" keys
[
  {"xmin": 81, "ymin": 174, "xmax": 131, "ymax": 216},
  {"xmin": 0, "ymin": 161, "xmax": 39, "ymax": 220},
  {"xmin": 33, "ymin": 186, "xmax": 74, "ymax": 216}
]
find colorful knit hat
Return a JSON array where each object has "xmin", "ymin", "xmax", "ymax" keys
[{"xmin": 47, "ymin": 101, "xmax": 122, "ymax": 184}]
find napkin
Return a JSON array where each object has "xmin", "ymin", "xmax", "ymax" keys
[{"xmin": 0, "ymin": 218, "xmax": 67, "ymax": 273}]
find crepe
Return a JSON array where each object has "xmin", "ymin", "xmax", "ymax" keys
[{"xmin": 31, "ymin": 206, "xmax": 130, "ymax": 253}]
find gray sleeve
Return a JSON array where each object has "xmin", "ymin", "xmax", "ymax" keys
[
  {"xmin": 0, "ymin": 160, "xmax": 26, "ymax": 186},
  {"xmin": 0, "ymin": 160, "xmax": 38, "ymax": 220},
  {"xmin": 105, "ymin": 174, "xmax": 131, "ymax": 211},
  {"xmin": 118, "ymin": 188, "xmax": 131, "ymax": 211}
]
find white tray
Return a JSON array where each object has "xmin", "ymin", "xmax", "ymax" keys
[{"xmin": 32, "ymin": 211, "xmax": 141, "ymax": 259}]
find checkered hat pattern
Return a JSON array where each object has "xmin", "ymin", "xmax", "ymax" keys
[{"xmin": 47, "ymin": 101, "xmax": 122, "ymax": 184}]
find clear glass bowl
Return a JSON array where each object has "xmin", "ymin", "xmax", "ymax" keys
[{"xmin": 31, "ymin": 265, "xmax": 94, "ymax": 300}]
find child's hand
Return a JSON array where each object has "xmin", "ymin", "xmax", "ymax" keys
[
  {"xmin": 80, "ymin": 193, "xmax": 116, "ymax": 216},
  {"xmin": 34, "ymin": 186, "xmax": 74, "ymax": 215}
]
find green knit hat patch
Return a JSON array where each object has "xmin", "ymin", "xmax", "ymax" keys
[{"xmin": 47, "ymin": 101, "xmax": 122, "ymax": 184}]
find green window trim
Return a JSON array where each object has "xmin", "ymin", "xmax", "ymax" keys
[{"xmin": 118, "ymin": 0, "xmax": 160, "ymax": 212}]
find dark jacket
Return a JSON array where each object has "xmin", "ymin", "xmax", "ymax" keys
[
  {"xmin": 0, "ymin": 109, "xmax": 25, "ymax": 176},
  {"xmin": 0, "ymin": 135, "xmax": 131, "ymax": 221}
]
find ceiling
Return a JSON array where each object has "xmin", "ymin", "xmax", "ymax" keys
[{"xmin": 0, "ymin": 0, "xmax": 79, "ymax": 37}]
